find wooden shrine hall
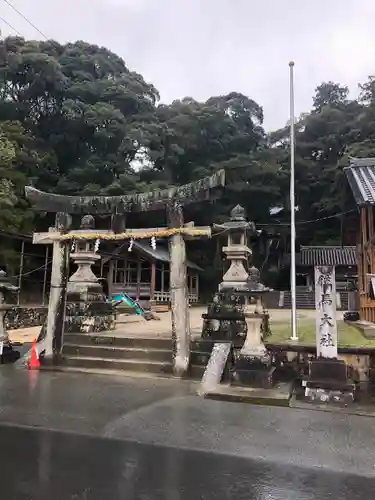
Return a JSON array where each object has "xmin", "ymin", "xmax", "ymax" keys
[
  {"xmin": 345, "ymin": 157, "xmax": 375, "ymax": 321},
  {"xmin": 99, "ymin": 239, "xmax": 201, "ymax": 304}
]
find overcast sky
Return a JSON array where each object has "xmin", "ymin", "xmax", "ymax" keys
[{"xmin": 2, "ymin": 0, "xmax": 375, "ymax": 130}]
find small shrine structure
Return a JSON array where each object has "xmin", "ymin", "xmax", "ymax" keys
[{"xmin": 344, "ymin": 157, "xmax": 375, "ymax": 322}]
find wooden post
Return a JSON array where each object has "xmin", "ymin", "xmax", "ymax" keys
[
  {"xmin": 44, "ymin": 213, "xmax": 71, "ymax": 360},
  {"xmin": 107, "ymin": 260, "xmax": 114, "ymax": 297},
  {"xmin": 150, "ymin": 261, "xmax": 156, "ymax": 300},
  {"xmin": 361, "ymin": 207, "xmax": 367, "ymax": 303},
  {"xmin": 167, "ymin": 203, "xmax": 190, "ymax": 376},
  {"xmin": 161, "ymin": 263, "xmax": 165, "ymax": 294},
  {"xmin": 136, "ymin": 258, "xmax": 141, "ymax": 300}
]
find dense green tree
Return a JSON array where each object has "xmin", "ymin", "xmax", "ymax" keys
[
  {"xmin": 312, "ymin": 81, "xmax": 349, "ymax": 112},
  {"xmin": 3, "ymin": 36, "xmax": 375, "ymax": 289},
  {"xmin": 1, "ymin": 37, "xmax": 160, "ymax": 195}
]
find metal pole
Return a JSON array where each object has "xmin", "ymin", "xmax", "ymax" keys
[
  {"xmin": 42, "ymin": 246, "xmax": 49, "ymax": 305},
  {"xmin": 17, "ymin": 240, "xmax": 25, "ymax": 305},
  {"xmin": 289, "ymin": 61, "xmax": 298, "ymax": 341}
]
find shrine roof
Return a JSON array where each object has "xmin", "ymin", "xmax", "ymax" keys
[
  {"xmin": 300, "ymin": 246, "xmax": 357, "ymax": 267},
  {"xmin": 133, "ymin": 240, "xmax": 203, "ymax": 271},
  {"xmin": 344, "ymin": 158, "xmax": 375, "ymax": 205}
]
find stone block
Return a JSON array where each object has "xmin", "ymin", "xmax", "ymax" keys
[
  {"xmin": 304, "ymin": 387, "xmax": 355, "ymax": 405},
  {"xmin": 304, "ymin": 358, "xmax": 355, "ymax": 404},
  {"xmin": 232, "ymin": 355, "xmax": 276, "ymax": 389},
  {"xmin": 5, "ymin": 306, "xmax": 48, "ymax": 330},
  {"xmin": 65, "ymin": 300, "xmax": 115, "ymax": 334}
]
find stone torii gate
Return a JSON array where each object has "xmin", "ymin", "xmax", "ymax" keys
[{"xmin": 25, "ymin": 170, "xmax": 225, "ymax": 375}]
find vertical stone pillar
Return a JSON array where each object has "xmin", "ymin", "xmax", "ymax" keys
[
  {"xmin": 43, "ymin": 212, "xmax": 71, "ymax": 361},
  {"xmin": 167, "ymin": 203, "xmax": 190, "ymax": 376},
  {"xmin": 304, "ymin": 265, "xmax": 355, "ymax": 404},
  {"xmin": 314, "ymin": 265, "xmax": 338, "ymax": 358}
]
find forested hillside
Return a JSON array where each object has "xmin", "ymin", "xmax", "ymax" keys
[{"xmin": 0, "ymin": 37, "xmax": 373, "ymax": 286}]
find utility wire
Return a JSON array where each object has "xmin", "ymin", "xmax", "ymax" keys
[
  {"xmin": 0, "ymin": 14, "xmax": 22, "ymax": 36},
  {"xmin": 2, "ymin": 0, "xmax": 47, "ymax": 39},
  {"xmin": 13, "ymin": 260, "xmax": 52, "ymax": 279},
  {"xmin": 257, "ymin": 209, "xmax": 357, "ymax": 227}
]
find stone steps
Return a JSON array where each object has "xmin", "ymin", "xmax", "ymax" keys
[
  {"xmin": 62, "ymin": 334, "xmax": 173, "ymax": 376},
  {"xmin": 61, "ymin": 334, "xmax": 209, "ymax": 379},
  {"xmin": 283, "ymin": 291, "xmax": 349, "ymax": 310},
  {"xmin": 62, "ymin": 355, "xmax": 173, "ymax": 375},
  {"xmin": 64, "ymin": 333, "xmax": 172, "ymax": 350},
  {"xmin": 63, "ymin": 344, "xmax": 172, "ymax": 362},
  {"xmin": 283, "ymin": 291, "xmax": 315, "ymax": 309}
]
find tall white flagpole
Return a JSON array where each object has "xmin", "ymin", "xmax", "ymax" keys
[{"xmin": 289, "ymin": 61, "xmax": 298, "ymax": 341}]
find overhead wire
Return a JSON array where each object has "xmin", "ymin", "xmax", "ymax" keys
[
  {"xmin": 9, "ymin": 208, "xmax": 356, "ymax": 278},
  {"xmin": 13, "ymin": 260, "xmax": 53, "ymax": 279},
  {"xmin": 0, "ymin": 14, "xmax": 22, "ymax": 36},
  {"xmin": 257, "ymin": 209, "xmax": 357, "ymax": 227},
  {"xmin": 2, "ymin": 0, "xmax": 47, "ymax": 39}
]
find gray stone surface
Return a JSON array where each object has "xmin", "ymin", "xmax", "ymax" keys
[
  {"xmin": 2, "ymin": 424, "xmax": 374, "ymax": 499},
  {"xmin": 1, "ymin": 368, "xmax": 375, "ymax": 498},
  {"xmin": 0, "ymin": 368, "xmax": 374, "ymax": 478}
]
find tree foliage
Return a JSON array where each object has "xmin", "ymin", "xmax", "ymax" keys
[{"xmin": 1, "ymin": 36, "xmax": 375, "ymax": 286}]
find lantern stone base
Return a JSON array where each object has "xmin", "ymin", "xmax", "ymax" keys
[
  {"xmin": 232, "ymin": 356, "xmax": 276, "ymax": 389},
  {"xmin": 231, "ymin": 314, "xmax": 275, "ymax": 389},
  {"xmin": 65, "ymin": 291, "xmax": 115, "ymax": 334},
  {"xmin": 303, "ymin": 358, "xmax": 355, "ymax": 405}
]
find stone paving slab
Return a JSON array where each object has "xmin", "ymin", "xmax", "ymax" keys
[
  {"xmin": 203, "ymin": 383, "xmax": 292, "ymax": 407},
  {"xmin": 8, "ymin": 326, "xmax": 41, "ymax": 344}
]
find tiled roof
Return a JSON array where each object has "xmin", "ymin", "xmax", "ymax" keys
[
  {"xmin": 300, "ymin": 246, "xmax": 357, "ymax": 267},
  {"xmin": 134, "ymin": 240, "xmax": 203, "ymax": 271},
  {"xmin": 344, "ymin": 157, "xmax": 375, "ymax": 205}
]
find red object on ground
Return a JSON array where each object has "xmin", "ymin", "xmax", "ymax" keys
[{"xmin": 28, "ymin": 338, "xmax": 40, "ymax": 369}]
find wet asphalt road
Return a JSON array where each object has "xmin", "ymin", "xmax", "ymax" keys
[
  {"xmin": 3, "ymin": 424, "xmax": 374, "ymax": 500},
  {"xmin": 1, "ymin": 367, "xmax": 375, "ymax": 499}
]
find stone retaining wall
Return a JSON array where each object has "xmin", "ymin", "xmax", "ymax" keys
[{"xmin": 5, "ymin": 306, "xmax": 47, "ymax": 330}]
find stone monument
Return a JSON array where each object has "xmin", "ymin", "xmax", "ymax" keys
[{"xmin": 304, "ymin": 265, "xmax": 355, "ymax": 404}]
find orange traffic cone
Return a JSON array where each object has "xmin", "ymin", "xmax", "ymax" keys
[{"xmin": 28, "ymin": 338, "xmax": 40, "ymax": 370}]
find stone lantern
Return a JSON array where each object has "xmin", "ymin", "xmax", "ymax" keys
[
  {"xmin": 0, "ymin": 270, "xmax": 19, "ymax": 362},
  {"xmin": 64, "ymin": 215, "xmax": 114, "ymax": 334},
  {"xmin": 201, "ymin": 205, "xmax": 274, "ymax": 388},
  {"xmin": 219, "ymin": 204, "xmax": 255, "ymax": 291},
  {"xmin": 68, "ymin": 215, "xmax": 103, "ymax": 296}
]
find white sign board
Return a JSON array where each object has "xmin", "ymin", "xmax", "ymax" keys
[{"xmin": 314, "ymin": 265, "xmax": 338, "ymax": 358}]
